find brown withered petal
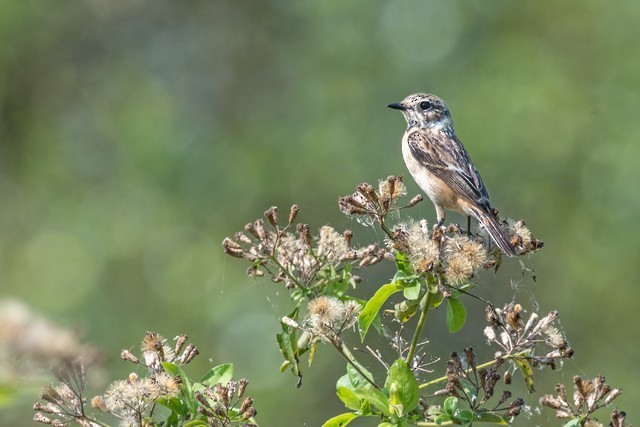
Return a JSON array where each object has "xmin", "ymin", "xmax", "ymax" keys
[{"xmin": 356, "ymin": 183, "xmax": 378, "ymax": 202}]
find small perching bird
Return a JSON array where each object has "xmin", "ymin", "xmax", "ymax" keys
[{"xmin": 388, "ymin": 93, "xmax": 517, "ymax": 257}]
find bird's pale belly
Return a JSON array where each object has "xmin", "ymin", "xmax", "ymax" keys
[{"xmin": 402, "ymin": 141, "xmax": 468, "ymax": 216}]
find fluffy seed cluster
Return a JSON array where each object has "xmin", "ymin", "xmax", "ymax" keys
[
  {"xmin": 388, "ymin": 221, "xmax": 490, "ymax": 285},
  {"xmin": 443, "ymin": 235, "xmax": 488, "ymax": 284},
  {"xmin": 102, "ymin": 373, "xmax": 179, "ymax": 415},
  {"xmin": 484, "ymin": 304, "xmax": 573, "ymax": 368},
  {"xmin": 307, "ymin": 296, "xmax": 361, "ymax": 339},
  {"xmin": 388, "ymin": 220, "xmax": 440, "ymax": 273}
]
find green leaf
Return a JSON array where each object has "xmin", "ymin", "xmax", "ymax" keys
[
  {"xmin": 351, "ymin": 387, "xmax": 391, "ymax": 416},
  {"xmin": 155, "ymin": 396, "xmax": 185, "ymax": 415},
  {"xmin": 428, "ymin": 290, "xmax": 444, "ymax": 308},
  {"xmin": 457, "ymin": 409, "xmax": 473, "ymax": 425},
  {"xmin": 394, "ymin": 251, "xmax": 413, "ymax": 275},
  {"xmin": 346, "ymin": 363, "xmax": 376, "ymax": 391},
  {"xmin": 383, "ymin": 359, "xmax": 420, "ymax": 417},
  {"xmin": 358, "ymin": 282, "xmax": 402, "ymax": 340},
  {"xmin": 443, "ymin": 396, "xmax": 458, "ymax": 415},
  {"xmin": 321, "ymin": 412, "xmax": 360, "ymax": 427},
  {"xmin": 474, "ymin": 412, "xmax": 508, "ymax": 424},
  {"xmin": 513, "ymin": 357, "xmax": 535, "ymax": 393},
  {"xmin": 445, "ymin": 297, "xmax": 467, "ymax": 333},
  {"xmin": 276, "ymin": 313, "xmax": 303, "ymax": 385},
  {"xmin": 199, "ymin": 363, "xmax": 233, "ymax": 386},
  {"xmin": 337, "ymin": 387, "xmax": 362, "ymax": 411},
  {"xmin": 402, "ymin": 282, "xmax": 421, "ymax": 300}
]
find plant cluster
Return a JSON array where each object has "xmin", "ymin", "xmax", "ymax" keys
[
  {"xmin": 222, "ymin": 175, "xmax": 627, "ymax": 427},
  {"xmin": 33, "ymin": 332, "xmax": 257, "ymax": 427}
]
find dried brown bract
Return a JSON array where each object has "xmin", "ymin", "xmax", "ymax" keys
[
  {"xmin": 540, "ymin": 374, "xmax": 623, "ymax": 425},
  {"xmin": 222, "ymin": 205, "xmax": 386, "ymax": 297},
  {"xmin": 483, "ymin": 304, "xmax": 573, "ymax": 367},
  {"xmin": 338, "ymin": 176, "xmax": 421, "ymax": 226}
]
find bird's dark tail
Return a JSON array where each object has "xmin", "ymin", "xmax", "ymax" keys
[{"xmin": 471, "ymin": 209, "xmax": 518, "ymax": 257}]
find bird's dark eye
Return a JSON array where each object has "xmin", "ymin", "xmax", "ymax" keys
[{"xmin": 419, "ymin": 101, "xmax": 432, "ymax": 111}]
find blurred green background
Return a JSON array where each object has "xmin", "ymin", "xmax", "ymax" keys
[{"xmin": 1, "ymin": 1, "xmax": 639, "ymax": 425}]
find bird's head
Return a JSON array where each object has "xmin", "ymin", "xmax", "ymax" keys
[{"xmin": 387, "ymin": 93, "xmax": 452, "ymax": 130}]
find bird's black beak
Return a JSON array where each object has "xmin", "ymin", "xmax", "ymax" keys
[{"xmin": 387, "ymin": 102, "xmax": 407, "ymax": 111}]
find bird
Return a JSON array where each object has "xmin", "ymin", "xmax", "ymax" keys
[{"xmin": 387, "ymin": 93, "xmax": 517, "ymax": 256}]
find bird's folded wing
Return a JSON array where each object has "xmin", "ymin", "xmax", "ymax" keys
[{"xmin": 407, "ymin": 130, "xmax": 491, "ymax": 210}]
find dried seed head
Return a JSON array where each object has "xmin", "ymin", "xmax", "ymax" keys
[
  {"xmin": 242, "ymin": 406, "xmax": 257, "ymax": 420},
  {"xmin": 287, "ymin": 204, "xmax": 300, "ymax": 225},
  {"xmin": 222, "ymin": 238, "xmax": 244, "ymax": 258},
  {"xmin": 174, "ymin": 335, "xmax": 188, "ymax": 355},
  {"xmin": 296, "ymin": 223, "xmax": 311, "ymax": 245},
  {"xmin": 445, "ymin": 235, "xmax": 488, "ymax": 270},
  {"xmin": 179, "ymin": 344, "xmax": 199, "ymax": 365},
  {"xmin": 240, "ymin": 396, "xmax": 253, "ymax": 413},
  {"xmin": 506, "ymin": 304, "xmax": 523, "ymax": 329},
  {"xmin": 264, "ymin": 206, "xmax": 279, "ymax": 227},
  {"xmin": 343, "ymin": 229, "xmax": 353, "ymax": 246},
  {"xmin": 445, "ymin": 254, "xmax": 473, "ymax": 285},
  {"xmin": 357, "ymin": 183, "xmax": 378, "ymax": 203},
  {"xmin": 308, "ymin": 296, "xmax": 344, "ymax": 331},
  {"xmin": 33, "ymin": 413, "xmax": 53, "ymax": 424},
  {"xmin": 379, "ymin": 176, "xmax": 406, "ymax": 204},
  {"xmin": 120, "ymin": 349, "xmax": 139, "ymax": 364},
  {"xmin": 317, "ymin": 225, "xmax": 350, "ymax": 261},
  {"xmin": 237, "ymin": 378, "xmax": 249, "ymax": 398},
  {"xmin": 406, "ymin": 194, "xmax": 423, "ymax": 207}
]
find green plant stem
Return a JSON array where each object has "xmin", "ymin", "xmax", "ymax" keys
[
  {"xmin": 333, "ymin": 339, "xmax": 381, "ymax": 390},
  {"xmin": 405, "ymin": 290, "xmax": 434, "ymax": 366},
  {"xmin": 378, "ymin": 216, "xmax": 395, "ymax": 240},
  {"xmin": 418, "ymin": 351, "xmax": 529, "ymax": 389},
  {"xmin": 269, "ymin": 255, "xmax": 308, "ymax": 295}
]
